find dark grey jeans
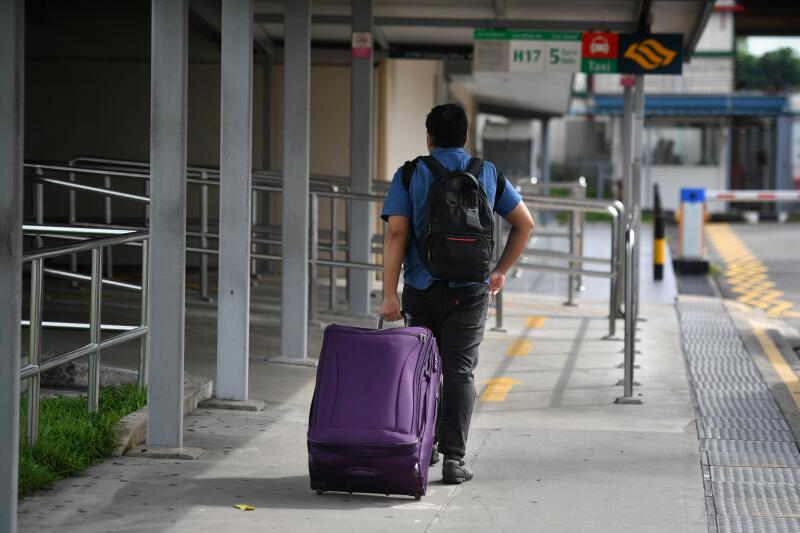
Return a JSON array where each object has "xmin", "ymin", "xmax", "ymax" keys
[{"xmin": 402, "ymin": 280, "xmax": 490, "ymax": 460}]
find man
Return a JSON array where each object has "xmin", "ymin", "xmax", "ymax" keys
[{"xmin": 380, "ymin": 104, "xmax": 533, "ymax": 484}]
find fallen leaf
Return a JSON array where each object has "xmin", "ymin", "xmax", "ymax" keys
[{"xmin": 234, "ymin": 504, "xmax": 255, "ymax": 511}]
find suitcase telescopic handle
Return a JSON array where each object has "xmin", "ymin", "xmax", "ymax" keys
[{"xmin": 377, "ymin": 312, "xmax": 411, "ymax": 329}]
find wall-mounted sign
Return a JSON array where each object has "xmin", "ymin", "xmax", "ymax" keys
[
  {"xmin": 351, "ymin": 32, "xmax": 372, "ymax": 59},
  {"xmin": 474, "ymin": 29, "xmax": 683, "ymax": 76},
  {"xmin": 617, "ymin": 33, "xmax": 683, "ymax": 74},
  {"xmin": 474, "ymin": 30, "xmax": 581, "ymax": 74}
]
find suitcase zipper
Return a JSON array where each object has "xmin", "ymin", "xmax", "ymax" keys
[
  {"xmin": 309, "ymin": 439, "xmax": 418, "ymax": 448},
  {"xmin": 413, "ymin": 338, "xmax": 434, "ymax": 436}
]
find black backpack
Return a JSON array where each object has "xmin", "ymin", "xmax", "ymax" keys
[{"xmin": 402, "ymin": 155, "xmax": 504, "ymax": 282}]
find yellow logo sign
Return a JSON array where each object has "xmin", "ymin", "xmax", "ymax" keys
[{"xmin": 623, "ymin": 39, "xmax": 677, "ymax": 70}]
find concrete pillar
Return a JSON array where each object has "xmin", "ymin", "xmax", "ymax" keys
[
  {"xmin": 539, "ymin": 117, "xmax": 551, "ymax": 225},
  {"xmin": 281, "ymin": 0, "xmax": 311, "ymax": 359},
  {"xmin": 540, "ymin": 117, "xmax": 551, "ymax": 184},
  {"xmin": 216, "ymin": 0, "xmax": 254, "ymax": 400},
  {"xmin": 0, "ymin": 0, "xmax": 23, "ymax": 529},
  {"xmin": 347, "ymin": 0, "xmax": 375, "ymax": 316},
  {"xmin": 147, "ymin": 0, "xmax": 189, "ymax": 447}
]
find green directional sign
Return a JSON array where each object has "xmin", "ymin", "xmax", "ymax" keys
[{"xmin": 473, "ymin": 29, "xmax": 582, "ymax": 73}]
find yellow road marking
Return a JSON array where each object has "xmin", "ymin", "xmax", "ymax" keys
[
  {"xmin": 754, "ymin": 327, "xmax": 800, "ymax": 411},
  {"xmin": 480, "ymin": 377, "xmax": 521, "ymax": 402},
  {"xmin": 706, "ymin": 224, "xmax": 799, "ymax": 318},
  {"xmin": 506, "ymin": 340, "xmax": 532, "ymax": 357},
  {"xmin": 525, "ymin": 316, "xmax": 546, "ymax": 329}
]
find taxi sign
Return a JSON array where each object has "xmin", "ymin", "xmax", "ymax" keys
[
  {"xmin": 581, "ymin": 32, "xmax": 618, "ymax": 74},
  {"xmin": 618, "ymin": 33, "xmax": 683, "ymax": 75}
]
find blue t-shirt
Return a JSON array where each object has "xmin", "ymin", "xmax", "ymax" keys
[{"xmin": 380, "ymin": 147, "xmax": 522, "ymax": 290}]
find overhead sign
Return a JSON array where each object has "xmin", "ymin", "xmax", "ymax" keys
[
  {"xmin": 474, "ymin": 30, "xmax": 582, "ymax": 74},
  {"xmin": 581, "ymin": 32, "xmax": 618, "ymax": 74},
  {"xmin": 474, "ymin": 30, "xmax": 683, "ymax": 76},
  {"xmin": 618, "ymin": 33, "xmax": 683, "ymax": 74}
]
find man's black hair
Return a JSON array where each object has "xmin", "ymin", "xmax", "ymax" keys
[{"xmin": 426, "ymin": 104, "xmax": 468, "ymax": 148}]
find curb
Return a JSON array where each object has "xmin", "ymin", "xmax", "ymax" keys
[{"xmin": 113, "ymin": 374, "xmax": 213, "ymax": 457}]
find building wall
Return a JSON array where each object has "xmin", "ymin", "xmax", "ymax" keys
[{"xmin": 377, "ymin": 59, "xmax": 440, "ymax": 182}]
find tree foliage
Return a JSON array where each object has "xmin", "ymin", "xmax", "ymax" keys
[{"xmin": 736, "ymin": 46, "xmax": 800, "ymax": 93}]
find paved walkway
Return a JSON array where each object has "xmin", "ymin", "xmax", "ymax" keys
[
  {"xmin": 41, "ymin": 222, "xmax": 800, "ymax": 531},
  {"xmin": 19, "ymin": 283, "xmax": 708, "ymax": 532}
]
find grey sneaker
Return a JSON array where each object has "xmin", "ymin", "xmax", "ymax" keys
[{"xmin": 442, "ymin": 457, "xmax": 473, "ymax": 484}]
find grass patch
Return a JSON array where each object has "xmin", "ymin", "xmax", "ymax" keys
[{"xmin": 19, "ymin": 385, "xmax": 147, "ymax": 496}]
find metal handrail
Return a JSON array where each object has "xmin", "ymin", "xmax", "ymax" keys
[
  {"xmin": 516, "ymin": 176, "xmax": 588, "ymax": 191},
  {"xmin": 517, "ymin": 194, "xmax": 624, "ymax": 336},
  {"xmin": 24, "ymin": 230, "xmax": 147, "ymax": 261},
  {"xmin": 27, "ymin": 174, "xmax": 151, "ymax": 203},
  {"xmin": 517, "ymin": 177, "xmax": 588, "ymax": 295},
  {"xmin": 30, "ymin": 158, "xmax": 627, "ymax": 340},
  {"xmin": 20, "ymin": 229, "xmax": 150, "ymax": 448}
]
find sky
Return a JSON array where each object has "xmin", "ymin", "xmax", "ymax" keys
[{"xmin": 746, "ymin": 37, "xmax": 800, "ymax": 56}]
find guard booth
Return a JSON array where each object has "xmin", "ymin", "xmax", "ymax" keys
[{"xmin": 1, "ymin": 1, "xmax": 715, "ymax": 530}]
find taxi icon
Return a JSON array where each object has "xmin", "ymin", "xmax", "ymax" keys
[{"xmin": 590, "ymin": 35, "xmax": 610, "ymax": 56}]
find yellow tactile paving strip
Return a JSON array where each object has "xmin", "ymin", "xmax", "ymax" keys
[{"xmin": 706, "ymin": 224, "xmax": 800, "ymax": 318}]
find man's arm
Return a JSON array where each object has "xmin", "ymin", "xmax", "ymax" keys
[
  {"xmin": 489, "ymin": 202, "xmax": 534, "ymax": 295},
  {"xmin": 381, "ymin": 215, "xmax": 410, "ymax": 321}
]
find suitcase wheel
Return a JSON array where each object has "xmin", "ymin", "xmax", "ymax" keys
[
  {"xmin": 315, "ymin": 489, "xmax": 324, "ymax": 496},
  {"xmin": 413, "ymin": 493, "xmax": 422, "ymax": 501}
]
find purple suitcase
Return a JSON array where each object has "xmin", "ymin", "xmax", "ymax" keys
[{"xmin": 307, "ymin": 321, "xmax": 441, "ymax": 500}]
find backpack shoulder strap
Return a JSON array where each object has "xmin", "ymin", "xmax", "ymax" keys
[
  {"xmin": 466, "ymin": 157, "xmax": 483, "ymax": 178},
  {"xmin": 418, "ymin": 155, "xmax": 450, "ymax": 181},
  {"xmin": 495, "ymin": 168, "xmax": 507, "ymax": 209},
  {"xmin": 401, "ymin": 158, "xmax": 420, "ymax": 190}
]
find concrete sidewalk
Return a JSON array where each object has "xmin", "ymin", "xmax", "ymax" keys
[{"xmin": 18, "ymin": 291, "xmax": 706, "ymax": 532}]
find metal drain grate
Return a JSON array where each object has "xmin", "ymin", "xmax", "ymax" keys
[
  {"xmin": 710, "ymin": 467, "xmax": 800, "ymax": 485},
  {"xmin": 701, "ymin": 428, "xmax": 796, "ymax": 443},
  {"xmin": 716, "ymin": 516, "xmax": 800, "ymax": 533},
  {"xmin": 678, "ymin": 300, "xmax": 800, "ymax": 531}
]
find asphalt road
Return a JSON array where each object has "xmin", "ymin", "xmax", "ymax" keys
[{"xmin": 705, "ymin": 222, "xmax": 800, "ymax": 334}]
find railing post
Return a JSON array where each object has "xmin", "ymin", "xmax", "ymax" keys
[
  {"xmin": 26, "ymin": 258, "xmax": 44, "ymax": 447},
  {"xmin": 251, "ymin": 187, "xmax": 259, "ymax": 278},
  {"xmin": 88, "ymin": 247, "xmax": 103, "ymax": 413},
  {"xmin": 491, "ymin": 213, "xmax": 506, "ymax": 332},
  {"xmin": 68, "ymin": 163, "xmax": 79, "ymax": 284},
  {"xmin": 576, "ymin": 177, "xmax": 586, "ymax": 291},
  {"xmin": 329, "ymin": 193, "xmax": 339, "ymax": 311},
  {"xmin": 104, "ymin": 175, "xmax": 114, "ymax": 279},
  {"xmin": 565, "ymin": 209, "xmax": 577, "ymax": 306},
  {"xmin": 144, "ymin": 179, "xmax": 150, "ymax": 227},
  {"xmin": 138, "ymin": 240, "xmax": 149, "ymax": 389},
  {"xmin": 616, "ymin": 204, "xmax": 627, "ymax": 317},
  {"xmin": 616, "ymin": 229, "xmax": 641, "ymax": 405},
  {"xmin": 200, "ymin": 170, "xmax": 210, "ymax": 301},
  {"xmin": 607, "ymin": 213, "xmax": 619, "ymax": 338},
  {"xmin": 35, "ymin": 168, "xmax": 44, "ymax": 250},
  {"xmin": 309, "ymin": 192, "xmax": 319, "ymax": 324}
]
